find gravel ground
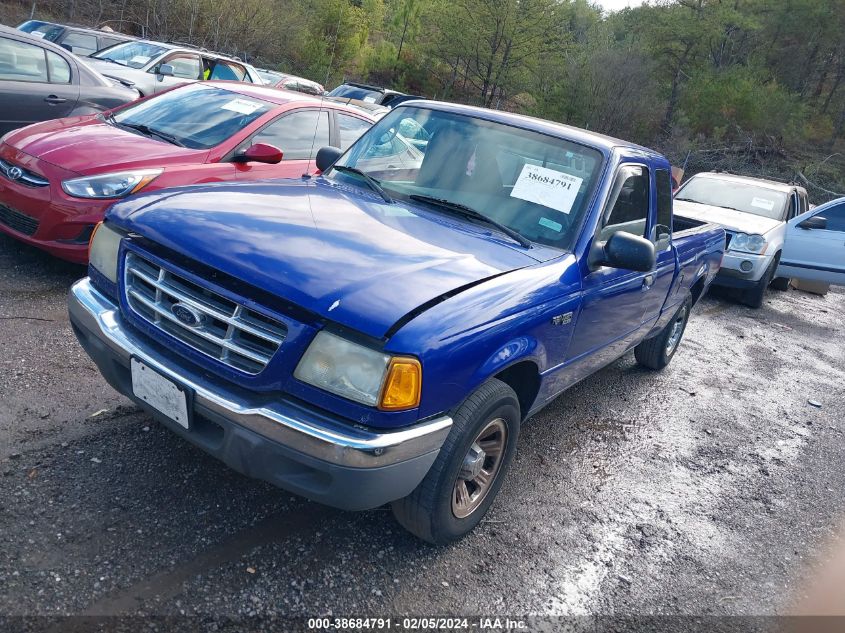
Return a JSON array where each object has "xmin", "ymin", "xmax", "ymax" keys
[{"xmin": 1, "ymin": 233, "xmax": 844, "ymax": 628}]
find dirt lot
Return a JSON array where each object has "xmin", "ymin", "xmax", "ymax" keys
[{"xmin": 1, "ymin": 233, "xmax": 844, "ymax": 628}]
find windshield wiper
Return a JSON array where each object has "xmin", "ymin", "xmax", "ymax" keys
[
  {"xmin": 330, "ymin": 165, "xmax": 392, "ymax": 203},
  {"xmin": 675, "ymin": 197, "xmax": 743, "ymax": 212},
  {"xmin": 118, "ymin": 122, "xmax": 185, "ymax": 147},
  {"xmin": 409, "ymin": 194, "xmax": 531, "ymax": 248}
]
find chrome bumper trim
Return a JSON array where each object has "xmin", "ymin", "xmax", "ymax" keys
[{"xmin": 69, "ymin": 277, "xmax": 452, "ymax": 469}]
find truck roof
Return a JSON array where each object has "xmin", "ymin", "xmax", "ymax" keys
[
  {"xmin": 692, "ymin": 171, "xmax": 806, "ymax": 194},
  {"xmin": 400, "ymin": 100, "xmax": 666, "ymax": 160}
]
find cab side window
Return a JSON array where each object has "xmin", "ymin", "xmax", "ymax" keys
[
  {"xmin": 61, "ymin": 32, "xmax": 98, "ymax": 56},
  {"xmin": 816, "ymin": 203, "xmax": 845, "ymax": 232},
  {"xmin": 46, "ymin": 50, "xmax": 71, "ymax": 83},
  {"xmin": 337, "ymin": 113, "xmax": 371, "ymax": 150},
  {"xmin": 209, "ymin": 60, "xmax": 247, "ymax": 81},
  {"xmin": 0, "ymin": 36, "xmax": 50, "ymax": 82},
  {"xmin": 252, "ymin": 109, "xmax": 330, "ymax": 160},
  {"xmin": 162, "ymin": 53, "xmax": 201, "ymax": 79},
  {"xmin": 599, "ymin": 165, "xmax": 650, "ymax": 242}
]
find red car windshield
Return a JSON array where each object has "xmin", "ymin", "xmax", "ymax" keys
[{"xmin": 111, "ymin": 84, "xmax": 273, "ymax": 149}]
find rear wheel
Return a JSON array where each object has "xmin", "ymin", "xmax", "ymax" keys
[
  {"xmin": 634, "ymin": 296, "xmax": 691, "ymax": 370},
  {"xmin": 391, "ymin": 379, "xmax": 520, "ymax": 544},
  {"xmin": 770, "ymin": 276, "xmax": 790, "ymax": 291}
]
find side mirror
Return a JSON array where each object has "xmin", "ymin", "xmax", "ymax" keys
[
  {"xmin": 234, "ymin": 143, "xmax": 283, "ymax": 164},
  {"xmin": 315, "ymin": 146, "xmax": 343, "ymax": 172},
  {"xmin": 157, "ymin": 64, "xmax": 175, "ymax": 77},
  {"xmin": 797, "ymin": 215, "xmax": 827, "ymax": 230},
  {"xmin": 593, "ymin": 231, "xmax": 656, "ymax": 272}
]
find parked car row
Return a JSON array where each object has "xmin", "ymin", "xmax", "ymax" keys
[
  {"xmin": 674, "ymin": 171, "xmax": 845, "ymax": 306},
  {"xmin": 0, "ymin": 81, "xmax": 376, "ymax": 261}
]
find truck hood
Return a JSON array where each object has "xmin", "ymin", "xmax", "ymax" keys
[
  {"xmin": 3, "ymin": 117, "xmax": 205, "ymax": 175},
  {"xmin": 108, "ymin": 178, "xmax": 544, "ymax": 339},
  {"xmin": 674, "ymin": 200, "xmax": 782, "ymax": 235}
]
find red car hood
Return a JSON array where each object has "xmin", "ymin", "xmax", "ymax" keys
[{"xmin": 3, "ymin": 116, "xmax": 207, "ymax": 175}]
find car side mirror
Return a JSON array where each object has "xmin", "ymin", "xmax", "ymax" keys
[
  {"xmin": 593, "ymin": 231, "xmax": 656, "ymax": 272},
  {"xmin": 315, "ymin": 146, "xmax": 343, "ymax": 172},
  {"xmin": 797, "ymin": 215, "xmax": 827, "ymax": 230},
  {"xmin": 157, "ymin": 64, "xmax": 175, "ymax": 77},
  {"xmin": 235, "ymin": 143, "xmax": 283, "ymax": 164}
]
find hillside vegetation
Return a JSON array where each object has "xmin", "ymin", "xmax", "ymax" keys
[{"xmin": 3, "ymin": 0, "xmax": 844, "ymax": 202}]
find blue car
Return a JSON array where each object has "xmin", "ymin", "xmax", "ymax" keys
[{"xmin": 69, "ymin": 102, "xmax": 725, "ymax": 543}]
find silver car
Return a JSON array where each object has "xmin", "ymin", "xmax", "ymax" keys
[{"xmin": 85, "ymin": 40, "xmax": 262, "ymax": 96}]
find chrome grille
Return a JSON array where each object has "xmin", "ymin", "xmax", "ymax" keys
[
  {"xmin": 0, "ymin": 204, "xmax": 39, "ymax": 236},
  {"xmin": 124, "ymin": 251, "xmax": 287, "ymax": 374},
  {"xmin": 0, "ymin": 158, "xmax": 49, "ymax": 187}
]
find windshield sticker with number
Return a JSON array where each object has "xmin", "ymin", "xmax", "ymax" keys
[
  {"xmin": 510, "ymin": 164, "xmax": 583, "ymax": 215},
  {"xmin": 751, "ymin": 196, "xmax": 775, "ymax": 211},
  {"xmin": 221, "ymin": 99, "xmax": 261, "ymax": 115}
]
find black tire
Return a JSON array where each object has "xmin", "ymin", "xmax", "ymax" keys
[
  {"xmin": 391, "ymin": 378, "xmax": 520, "ymax": 545},
  {"xmin": 742, "ymin": 260, "xmax": 776, "ymax": 308},
  {"xmin": 634, "ymin": 296, "xmax": 692, "ymax": 370},
  {"xmin": 770, "ymin": 276, "xmax": 790, "ymax": 291}
]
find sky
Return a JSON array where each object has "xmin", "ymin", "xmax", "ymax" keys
[{"xmin": 594, "ymin": 0, "xmax": 648, "ymax": 12}]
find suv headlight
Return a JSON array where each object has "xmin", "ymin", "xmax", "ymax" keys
[
  {"xmin": 729, "ymin": 232, "xmax": 767, "ymax": 254},
  {"xmin": 62, "ymin": 168, "xmax": 162, "ymax": 199},
  {"xmin": 88, "ymin": 222, "xmax": 124, "ymax": 283},
  {"xmin": 294, "ymin": 331, "xmax": 422, "ymax": 410}
]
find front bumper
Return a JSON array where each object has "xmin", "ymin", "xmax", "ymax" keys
[
  {"xmin": 68, "ymin": 277, "xmax": 452, "ymax": 510},
  {"xmin": 713, "ymin": 251, "xmax": 773, "ymax": 289}
]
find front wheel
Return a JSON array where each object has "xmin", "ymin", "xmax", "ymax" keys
[
  {"xmin": 391, "ymin": 379, "xmax": 520, "ymax": 544},
  {"xmin": 634, "ymin": 296, "xmax": 691, "ymax": 370},
  {"xmin": 742, "ymin": 259, "xmax": 777, "ymax": 308}
]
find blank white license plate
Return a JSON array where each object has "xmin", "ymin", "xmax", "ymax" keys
[{"xmin": 130, "ymin": 358, "xmax": 189, "ymax": 429}]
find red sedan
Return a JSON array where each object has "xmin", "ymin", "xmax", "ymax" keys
[{"xmin": 0, "ymin": 81, "xmax": 374, "ymax": 263}]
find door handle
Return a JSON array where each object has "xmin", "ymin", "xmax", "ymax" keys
[
  {"xmin": 642, "ymin": 274, "xmax": 655, "ymax": 289},
  {"xmin": 44, "ymin": 95, "xmax": 67, "ymax": 104}
]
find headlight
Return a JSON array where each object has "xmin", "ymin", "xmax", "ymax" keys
[
  {"xmin": 62, "ymin": 168, "xmax": 162, "ymax": 199},
  {"xmin": 88, "ymin": 222, "xmax": 123, "ymax": 283},
  {"xmin": 294, "ymin": 331, "xmax": 422, "ymax": 410},
  {"xmin": 729, "ymin": 232, "xmax": 767, "ymax": 254}
]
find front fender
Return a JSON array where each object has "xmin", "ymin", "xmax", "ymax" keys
[{"xmin": 388, "ymin": 255, "xmax": 581, "ymax": 419}]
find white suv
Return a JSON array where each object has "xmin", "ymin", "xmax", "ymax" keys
[
  {"xmin": 86, "ymin": 40, "xmax": 262, "ymax": 97},
  {"xmin": 674, "ymin": 172, "xmax": 809, "ymax": 307}
]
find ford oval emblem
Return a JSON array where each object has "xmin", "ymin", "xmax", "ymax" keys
[
  {"xmin": 7, "ymin": 166, "xmax": 23, "ymax": 181},
  {"xmin": 171, "ymin": 303, "xmax": 205, "ymax": 328}
]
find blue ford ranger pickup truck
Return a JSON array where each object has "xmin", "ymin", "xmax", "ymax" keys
[{"xmin": 69, "ymin": 102, "xmax": 724, "ymax": 543}]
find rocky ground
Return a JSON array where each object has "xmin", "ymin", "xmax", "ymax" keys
[{"xmin": 1, "ymin": 234, "xmax": 844, "ymax": 632}]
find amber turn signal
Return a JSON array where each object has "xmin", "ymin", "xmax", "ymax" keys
[
  {"xmin": 378, "ymin": 357, "xmax": 422, "ymax": 411},
  {"xmin": 88, "ymin": 221, "xmax": 102, "ymax": 251}
]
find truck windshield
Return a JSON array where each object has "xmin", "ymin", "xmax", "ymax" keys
[
  {"xmin": 675, "ymin": 177, "xmax": 788, "ymax": 220},
  {"xmin": 110, "ymin": 84, "xmax": 272, "ymax": 149},
  {"xmin": 328, "ymin": 106, "xmax": 604, "ymax": 249}
]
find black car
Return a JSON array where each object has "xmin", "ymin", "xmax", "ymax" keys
[
  {"xmin": 17, "ymin": 20, "xmax": 136, "ymax": 56},
  {"xmin": 0, "ymin": 25, "xmax": 140, "ymax": 135},
  {"xmin": 327, "ymin": 81, "xmax": 423, "ymax": 108}
]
